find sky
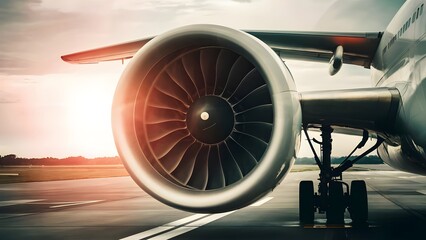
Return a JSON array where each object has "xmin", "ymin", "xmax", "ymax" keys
[{"xmin": 0, "ymin": 0, "xmax": 405, "ymax": 158}]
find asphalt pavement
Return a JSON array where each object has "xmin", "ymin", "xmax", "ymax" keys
[{"xmin": 0, "ymin": 167, "xmax": 425, "ymax": 240}]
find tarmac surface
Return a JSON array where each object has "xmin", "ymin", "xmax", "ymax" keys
[{"xmin": 1, "ymin": 165, "xmax": 426, "ymax": 239}]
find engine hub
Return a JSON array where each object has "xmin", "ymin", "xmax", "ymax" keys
[{"xmin": 186, "ymin": 96, "xmax": 235, "ymax": 144}]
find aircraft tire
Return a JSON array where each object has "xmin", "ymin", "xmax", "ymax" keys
[
  {"xmin": 299, "ymin": 180, "xmax": 315, "ymax": 224},
  {"xmin": 327, "ymin": 181, "xmax": 345, "ymax": 224},
  {"xmin": 349, "ymin": 180, "xmax": 368, "ymax": 224}
]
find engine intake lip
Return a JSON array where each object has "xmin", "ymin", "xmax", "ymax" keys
[{"xmin": 112, "ymin": 24, "xmax": 301, "ymax": 213}]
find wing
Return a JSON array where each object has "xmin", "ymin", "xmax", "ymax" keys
[
  {"xmin": 61, "ymin": 38, "xmax": 153, "ymax": 64},
  {"xmin": 61, "ymin": 31, "xmax": 382, "ymax": 68},
  {"xmin": 61, "ymin": 30, "xmax": 393, "ymax": 136},
  {"xmin": 247, "ymin": 31, "xmax": 382, "ymax": 68}
]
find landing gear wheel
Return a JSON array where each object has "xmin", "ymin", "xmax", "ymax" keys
[
  {"xmin": 327, "ymin": 181, "xmax": 345, "ymax": 224},
  {"xmin": 299, "ymin": 181, "xmax": 315, "ymax": 224},
  {"xmin": 349, "ymin": 180, "xmax": 368, "ymax": 224}
]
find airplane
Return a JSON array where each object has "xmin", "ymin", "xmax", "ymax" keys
[{"xmin": 62, "ymin": 0, "xmax": 426, "ymax": 224}]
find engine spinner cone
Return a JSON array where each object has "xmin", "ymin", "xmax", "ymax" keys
[{"xmin": 186, "ymin": 96, "xmax": 235, "ymax": 144}]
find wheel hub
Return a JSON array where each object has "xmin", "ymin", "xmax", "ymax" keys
[{"xmin": 186, "ymin": 96, "xmax": 234, "ymax": 144}]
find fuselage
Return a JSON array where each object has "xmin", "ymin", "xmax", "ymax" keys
[{"xmin": 371, "ymin": 0, "xmax": 426, "ymax": 174}]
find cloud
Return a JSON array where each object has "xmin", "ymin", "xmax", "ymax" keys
[
  {"xmin": 286, "ymin": 60, "xmax": 371, "ymax": 92},
  {"xmin": 316, "ymin": 0, "xmax": 405, "ymax": 31},
  {"xmin": 0, "ymin": 0, "xmax": 221, "ymax": 75},
  {"xmin": 232, "ymin": 0, "xmax": 252, "ymax": 3},
  {"xmin": 0, "ymin": 55, "xmax": 32, "ymax": 74},
  {"xmin": 0, "ymin": 0, "xmax": 41, "ymax": 24},
  {"xmin": 0, "ymin": 0, "xmax": 99, "ymax": 75},
  {"xmin": 0, "ymin": 90, "xmax": 19, "ymax": 104}
]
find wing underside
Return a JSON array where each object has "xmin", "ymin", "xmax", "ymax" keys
[
  {"xmin": 247, "ymin": 31, "xmax": 382, "ymax": 68},
  {"xmin": 61, "ymin": 38, "xmax": 152, "ymax": 64},
  {"xmin": 61, "ymin": 30, "xmax": 382, "ymax": 68}
]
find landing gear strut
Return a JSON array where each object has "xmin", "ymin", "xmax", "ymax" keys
[{"xmin": 299, "ymin": 125, "xmax": 383, "ymax": 224}]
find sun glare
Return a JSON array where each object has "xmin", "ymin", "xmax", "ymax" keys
[{"xmin": 65, "ymin": 77, "xmax": 117, "ymax": 157}]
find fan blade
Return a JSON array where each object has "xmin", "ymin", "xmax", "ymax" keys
[
  {"xmin": 166, "ymin": 60, "xmax": 199, "ymax": 100},
  {"xmin": 182, "ymin": 50, "xmax": 206, "ymax": 96},
  {"xmin": 206, "ymin": 145, "xmax": 226, "ymax": 189},
  {"xmin": 159, "ymin": 136, "xmax": 195, "ymax": 173},
  {"xmin": 156, "ymin": 72, "xmax": 192, "ymax": 105},
  {"xmin": 233, "ymin": 85, "xmax": 272, "ymax": 115},
  {"xmin": 149, "ymin": 129, "xmax": 189, "ymax": 158},
  {"xmin": 221, "ymin": 56, "xmax": 254, "ymax": 99},
  {"xmin": 235, "ymin": 103, "xmax": 273, "ymax": 123},
  {"xmin": 231, "ymin": 131, "xmax": 268, "ymax": 161},
  {"xmin": 148, "ymin": 87, "xmax": 188, "ymax": 113},
  {"xmin": 219, "ymin": 142, "xmax": 243, "ymax": 186},
  {"xmin": 228, "ymin": 69, "xmax": 264, "ymax": 104},
  {"xmin": 145, "ymin": 106, "xmax": 186, "ymax": 124},
  {"xmin": 146, "ymin": 121, "xmax": 187, "ymax": 142},
  {"xmin": 187, "ymin": 145, "xmax": 210, "ymax": 190},
  {"xmin": 171, "ymin": 142, "xmax": 203, "ymax": 185},
  {"xmin": 235, "ymin": 122, "xmax": 272, "ymax": 143},
  {"xmin": 226, "ymin": 137, "xmax": 257, "ymax": 175},
  {"xmin": 214, "ymin": 49, "xmax": 239, "ymax": 95},
  {"xmin": 200, "ymin": 48, "xmax": 220, "ymax": 95}
]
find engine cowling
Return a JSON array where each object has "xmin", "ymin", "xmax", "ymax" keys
[{"xmin": 112, "ymin": 24, "xmax": 301, "ymax": 213}]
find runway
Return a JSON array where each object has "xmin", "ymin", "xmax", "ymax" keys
[{"xmin": 1, "ymin": 167, "xmax": 426, "ymax": 239}]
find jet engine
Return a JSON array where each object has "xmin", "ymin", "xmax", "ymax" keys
[{"xmin": 112, "ymin": 25, "xmax": 301, "ymax": 213}]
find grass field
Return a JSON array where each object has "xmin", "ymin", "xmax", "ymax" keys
[
  {"xmin": 0, "ymin": 164, "xmax": 388, "ymax": 184},
  {"xmin": 0, "ymin": 165, "xmax": 128, "ymax": 184}
]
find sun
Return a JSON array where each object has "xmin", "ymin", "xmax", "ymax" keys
[{"xmin": 65, "ymin": 77, "xmax": 117, "ymax": 157}]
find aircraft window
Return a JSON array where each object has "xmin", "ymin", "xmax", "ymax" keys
[
  {"xmin": 417, "ymin": 8, "xmax": 420, "ymax": 19},
  {"xmin": 407, "ymin": 19, "xmax": 410, "ymax": 28},
  {"xmin": 413, "ymin": 12, "xmax": 416, "ymax": 23},
  {"xmin": 420, "ymin": 4, "xmax": 424, "ymax": 15},
  {"xmin": 403, "ymin": 23, "xmax": 406, "ymax": 33}
]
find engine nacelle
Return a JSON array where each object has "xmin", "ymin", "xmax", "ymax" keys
[{"xmin": 112, "ymin": 25, "xmax": 301, "ymax": 213}]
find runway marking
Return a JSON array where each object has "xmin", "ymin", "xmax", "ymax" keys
[
  {"xmin": 0, "ymin": 187, "xmax": 25, "ymax": 191},
  {"xmin": 0, "ymin": 173, "xmax": 19, "ymax": 176},
  {"xmin": 398, "ymin": 176, "xmax": 422, "ymax": 179},
  {"xmin": 379, "ymin": 171, "xmax": 404, "ymax": 175},
  {"xmin": 49, "ymin": 200, "xmax": 102, "ymax": 208},
  {"xmin": 185, "ymin": 211, "xmax": 235, "ymax": 227},
  {"xmin": 121, "ymin": 197, "xmax": 273, "ymax": 240},
  {"xmin": 250, "ymin": 196, "xmax": 274, "ymax": 207},
  {"xmin": 0, "ymin": 213, "xmax": 31, "ymax": 219},
  {"xmin": 120, "ymin": 214, "xmax": 208, "ymax": 240},
  {"xmin": 305, "ymin": 224, "xmax": 352, "ymax": 229},
  {"xmin": 149, "ymin": 226, "xmax": 196, "ymax": 240},
  {"xmin": 121, "ymin": 211, "xmax": 235, "ymax": 240},
  {"xmin": 121, "ymin": 226, "xmax": 174, "ymax": 240},
  {"xmin": 0, "ymin": 199, "xmax": 43, "ymax": 207},
  {"xmin": 149, "ymin": 211, "xmax": 235, "ymax": 240}
]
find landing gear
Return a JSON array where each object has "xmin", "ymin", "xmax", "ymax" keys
[{"xmin": 299, "ymin": 125, "xmax": 383, "ymax": 225}]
